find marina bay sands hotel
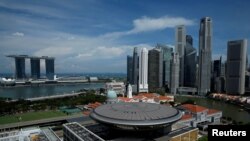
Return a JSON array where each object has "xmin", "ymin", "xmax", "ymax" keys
[{"xmin": 7, "ymin": 55, "xmax": 55, "ymax": 80}]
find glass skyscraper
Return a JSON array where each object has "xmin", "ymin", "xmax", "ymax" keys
[
  {"xmin": 156, "ymin": 44, "xmax": 173, "ymax": 88},
  {"xmin": 127, "ymin": 55, "xmax": 133, "ymax": 84},
  {"xmin": 184, "ymin": 36, "xmax": 197, "ymax": 87}
]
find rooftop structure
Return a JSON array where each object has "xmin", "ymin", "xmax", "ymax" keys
[
  {"xmin": 63, "ymin": 122, "xmax": 104, "ymax": 141},
  {"xmin": 7, "ymin": 55, "xmax": 54, "ymax": 59},
  {"xmin": 0, "ymin": 127, "xmax": 60, "ymax": 141},
  {"xmin": 90, "ymin": 102, "xmax": 182, "ymax": 131},
  {"xmin": 118, "ymin": 93, "xmax": 174, "ymax": 103}
]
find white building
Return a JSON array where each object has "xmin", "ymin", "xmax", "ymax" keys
[
  {"xmin": 176, "ymin": 104, "xmax": 222, "ymax": 130},
  {"xmin": 105, "ymin": 81, "xmax": 125, "ymax": 95},
  {"xmin": 139, "ymin": 48, "xmax": 148, "ymax": 93},
  {"xmin": 170, "ymin": 53, "xmax": 180, "ymax": 94},
  {"xmin": 127, "ymin": 84, "xmax": 133, "ymax": 98}
]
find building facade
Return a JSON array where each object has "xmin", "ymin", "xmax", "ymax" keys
[
  {"xmin": 15, "ymin": 57, "xmax": 26, "ymax": 79},
  {"xmin": 30, "ymin": 58, "xmax": 40, "ymax": 79},
  {"xmin": 226, "ymin": 39, "xmax": 247, "ymax": 95},
  {"xmin": 156, "ymin": 44, "xmax": 173, "ymax": 89},
  {"xmin": 105, "ymin": 81, "xmax": 125, "ymax": 95},
  {"xmin": 175, "ymin": 25, "xmax": 186, "ymax": 86},
  {"xmin": 176, "ymin": 104, "xmax": 222, "ymax": 128},
  {"xmin": 45, "ymin": 58, "xmax": 55, "ymax": 80},
  {"xmin": 184, "ymin": 36, "xmax": 197, "ymax": 87},
  {"xmin": 139, "ymin": 48, "xmax": 149, "ymax": 93},
  {"xmin": 198, "ymin": 17, "xmax": 212, "ymax": 95},
  {"xmin": 132, "ymin": 47, "xmax": 139, "ymax": 86},
  {"xmin": 170, "ymin": 53, "xmax": 180, "ymax": 94},
  {"xmin": 127, "ymin": 55, "xmax": 133, "ymax": 84},
  {"xmin": 148, "ymin": 48, "xmax": 163, "ymax": 92}
]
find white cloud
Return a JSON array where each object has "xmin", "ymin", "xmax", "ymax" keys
[
  {"xmin": 103, "ymin": 16, "xmax": 195, "ymax": 38},
  {"xmin": 12, "ymin": 32, "xmax": 24, "ymax": 37},
  {"xmin": 129, "ymin": 16, "xmax": 194, "ymax": 33},
  {"xmin": 75, "ymin": 46, "xmax": 124, "ymax": 60},
  {"xmin": 33, "ymin": 47, "xmax": 73, "ymax": 57}
]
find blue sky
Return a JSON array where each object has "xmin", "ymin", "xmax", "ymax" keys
[{"xmin": 0, "ymin": 0, "xmax": 249, "ymax": 73}]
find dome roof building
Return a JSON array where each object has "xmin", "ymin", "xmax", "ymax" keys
[{"xmin": 106, "ymin": 90, "xmax": 118, "ymax": 104}]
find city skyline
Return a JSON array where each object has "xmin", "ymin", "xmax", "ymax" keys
[{"xmin": 0, "ymin": 0, "xmax": 250, "ymax": 73}]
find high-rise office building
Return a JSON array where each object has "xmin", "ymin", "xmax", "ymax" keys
[
  {"xmin": 132, "ymin": 47, "xmax": 139, "ymax": 85},
  {"xmin": 45, "ymin": 58, "xmax": 55, "ymax": 80},
  {"xmin": 148, "ymin": 48, "xmax": 163, "ymax": 92},
  {"xmin": 198, "ymin": 17, "xmax": 212, "ymax": 95},
  {"xmin": 175, "ymin": 25, "xmax": 186, "ymax": 86},
  {"xmin": 15, "ymin": 57, "xmax": 26, "ymax": 79},
  {"xmin": 139, "ymin": 48, "xmax": 148, "ymax": 93},
  {"xmin": 156, "ymin": 44, "xmax": 173, "ymax": 88},
  {"xmin": 170, "ymin": 53, "xmax": 180, "ymax": 94},
  {"xmin": 186, "ymin": 35, "xmax": 193, "ymax": 46},
  {"xmin": 226, "ymin": 39, "xmax": 247, "ymax": 95},
  {"xmin": 184, "ymin": 37, "xmax": 197, "ymax": 87},
  {"xmin": 127, "ymin": 55, "xmax": 133, "ymax": 84},
  {"xmin": 211, "ymin": 57, "xmax": 225, "ymax": 93},
  {"xmin": 30, "ymin": 58, "xmax": 40, "ymax": 79},
  {"xmin": 213, "ymin": 58, "xmax": 221, "ymax": 77}
]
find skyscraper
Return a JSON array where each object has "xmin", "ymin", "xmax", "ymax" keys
[
  {"xmin": 139, "ymin": 48, "xmax": 148, "ymax": 93},
  {"xmin": 132, "ymin": 47, "xmax": 139, "ymax": 86},
  {"xmin": 45, "ymin": 58, "xmax": 55, "ymax": 80},
  {"xmin": 186, "ymin": 35, "xmax": 193, "ymax": 46},
  {"xmin": 15, "ymin": 57, "xmax": 26, "ymax": 79},
  {"xmin": 30, "ymin": 57, "xmax": 40, "ymax": 79},
  {"xmin": 148, "ymin": 48, "xmax": 163, "ymax": 92},
  {"xmin": 175, "ymin": 25, "xmax": 186, "ymax": 86},
  {"xmin": 198, "ymin": 17, "xmax": 212, "ymax": 95},
  {"xmin": 184, "ymin": 36, "xmax": 197, "ymax": 87},
  {"xmin": 226, "ymin": 39, "xmax": 247, "ymax": 95},
  {"xmin": 211, "ymin": 57, "xmax": 225, "ymax": 93},
  {"xmin": 156, "ymin": 44, "xmax": 173, "ymax": 88},
  {"xmin": 170, "ymin": 53, "xmax": 180, "ymax": 94},
  {"xmin": 127, "ymin": 55, "xmax": 133, "ymax": 84}
]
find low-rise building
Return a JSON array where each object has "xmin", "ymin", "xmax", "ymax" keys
[
  {"xmin": 176, "ymin": 104, "xmax": 222, "ymax": 129},
  {"xmin": 0, "ymin": 127, "xmax": 60, "ymax": 141}
]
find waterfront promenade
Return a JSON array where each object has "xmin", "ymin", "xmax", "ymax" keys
[{"xmin": 25, "ymin": 92, "xmax": 83, "ymax": 101}]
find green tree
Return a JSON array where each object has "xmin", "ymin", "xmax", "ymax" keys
[{"xmin": 198, "ymin": 135, "xmax": 208, "ymax": 141}]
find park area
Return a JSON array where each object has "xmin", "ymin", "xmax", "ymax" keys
[{"xmin": 0, "ymin": 110, "xmax": 67, "ymax": 125}]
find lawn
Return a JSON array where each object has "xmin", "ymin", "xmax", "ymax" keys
[{"xmin": 0, "ymin": 110, "xmax": 67, "ymax": 125}]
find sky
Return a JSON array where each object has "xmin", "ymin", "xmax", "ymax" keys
[{"xmin": 0, "ymin": 0, "xmax": 250, "ymax": 74}]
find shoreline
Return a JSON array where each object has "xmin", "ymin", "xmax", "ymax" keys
[{"xmin": 0, "ymin": 81, "xmax": 106, "ymax": 89}]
